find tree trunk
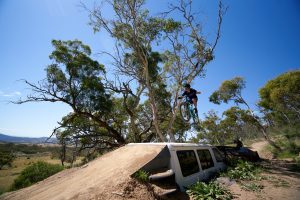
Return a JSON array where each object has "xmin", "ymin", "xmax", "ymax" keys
[
  {"xmin": 129, "ymin": 115, "xmax": 140, "ymax": 142},
  {"xmin": 241, "ymin": 97, "xmax": 281, "ymax": 150},
  {"xmin": 60, "ymin": 142, "xmax": 66, "ymax": 166},
  {"xmin": 149, "ymin": 95, "xmax": 166, "ymax": 142},
  {"xmin": 142, "ymin": 55, "xmax": 166, "ymax": 142},
  {"xmin": 166, "ymin": 91, "xmax": 180, "ymax": 142},
  {"xmin": 259, "ymin": 126, "xmax": 281, "ymax": 150}
]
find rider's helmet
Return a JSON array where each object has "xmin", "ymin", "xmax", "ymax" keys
[{"xmin": 183, "ymin": 83, "xmax": 191, "ymax": 88}]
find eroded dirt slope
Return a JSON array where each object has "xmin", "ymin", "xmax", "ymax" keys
[{"xmin": 1, "ymin": 144, "xmax": 166, "ymax": 200}]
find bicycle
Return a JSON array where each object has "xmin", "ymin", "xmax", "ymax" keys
[{"xmin": 178, "ymin": 96, "xmax": 199, "ymax": 124}]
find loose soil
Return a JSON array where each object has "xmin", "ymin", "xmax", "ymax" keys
[
  {"xmin": 0, "ymin": 144, "xmax": 165, "ymax": 200},
  {"xmin": 1, "ymin": 142, "xmax": 299, "ymax": 200}
]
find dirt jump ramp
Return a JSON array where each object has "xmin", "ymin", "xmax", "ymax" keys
[{"xmin": 1, "ymin": 144, "xmax": 167, "ymax": 200}]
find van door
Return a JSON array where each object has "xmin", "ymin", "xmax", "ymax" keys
[{"xmin": 196, "ymin": 149, "xmax": 216, "ymax": 181}]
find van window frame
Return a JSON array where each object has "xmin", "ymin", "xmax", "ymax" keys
[
  {"xmin": 212, "ymin": 148, "xmax": 225, "ymax": 162},
  {"xmin": 196, "ymin": 149, "xmax": 215, "ymax": 170},
  {"xmin": 176, "ymin": 150, "xmax": 200, "ymax": 177}
]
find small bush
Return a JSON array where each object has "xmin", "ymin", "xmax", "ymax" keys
[
  {"xmin": 133, "ymin": 170, "xmax": 148, "ymax": 182},
  {"xmin": 0, "ymin": 152, "xmax": 15, "ymax": 169},
  {"xmin": 187, "ymin": 181, "xmax": 233, "ymax": 200},
  {"xmin": 269, "ymin": 125, "xmax": 300, "ymax": 159},
  {"xmin": 11, "ymin": 161, "xmax": 63, "ymax": 190},
  {"xmin": 222, "ymin": 160, "xmax": 261, "ymax": 181},
  {"xmin": 81, "ymin": 152, "xmax": 99, "ymax": 165}
]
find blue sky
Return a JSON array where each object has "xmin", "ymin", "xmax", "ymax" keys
[{"xmin": 0, "ymin": 0, "xmax": 299, "ymax": 137}]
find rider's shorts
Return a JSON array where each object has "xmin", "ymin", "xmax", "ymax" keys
[{"xmin": 187, "ymin": 96, "xmax": 197, "ymax": 104}]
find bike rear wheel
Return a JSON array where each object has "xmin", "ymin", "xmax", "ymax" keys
[{"xmin": 180, "ymin": 102, "xmax": 191, "ymax": 123}]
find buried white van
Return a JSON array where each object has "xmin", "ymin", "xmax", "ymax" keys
[{"xmin": 129, "ymin": 143, "xmax": 226, "ymax": 193}]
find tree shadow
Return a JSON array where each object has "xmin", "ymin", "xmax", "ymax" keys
[{"xmin": 261, "ymin": 159, "xmax": 300, "ymax": 179}]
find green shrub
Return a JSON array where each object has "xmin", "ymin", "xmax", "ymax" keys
[
  {"xmin": 187, "ymin": 181, "xmax": 233, "ymax": 200},
  {"xmin": 222, "ymin": 160, "xmax": 261, "ymax": 181},
  {"xmin": 81, "ymin": 152, "xmax": 99, "ymax": 165},
  {"xmin": 133, "ymin": 170, "xmax": 149, "ymax": 182},
  {"xmin": 0, "ymin": 152, "xmax": 15, "ymax": 169},
  {"xmin": 269, "ymin": 125, "xmax": 300, "ymax": 159},
  {"xmin": 11, "ymin": 161, "xmax": 63, "ymax": 190}
]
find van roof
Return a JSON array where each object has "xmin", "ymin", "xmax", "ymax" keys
[{"xmin": 128, "ymin": 142, "xmax": 212, "ymax": 148}]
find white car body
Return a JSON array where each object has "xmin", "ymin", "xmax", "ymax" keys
[{"xmin": 128, "ymin": 143, "xmax": 226, "ymax": 191}]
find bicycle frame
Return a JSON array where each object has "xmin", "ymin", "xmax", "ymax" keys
[{"xmin": 182, "ymin": 96, "xmax": 197, "ymax": 119}]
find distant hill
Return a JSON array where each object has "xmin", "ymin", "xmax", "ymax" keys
[{"xmin": 0, "ymin": 133, "xmax": 57, "ymax": 144}]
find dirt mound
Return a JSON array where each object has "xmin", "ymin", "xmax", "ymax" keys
[
  {"xmin": 1, "ymin": 144, "xmax": 166, "ymax": 200},
  {"xmin": 250, "ymin": 140, "xmax": 273, "ymax": 159}
]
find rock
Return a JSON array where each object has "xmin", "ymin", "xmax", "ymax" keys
[{"xmin": 215, "ymin": 177, "xmax": 236, "ymax": 186}]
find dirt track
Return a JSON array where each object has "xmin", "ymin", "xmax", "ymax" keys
[
  {"xmin": 250, "ymin": 140, "xmax": 273, "ymax": 159},
  {"xmin": 228, "ymin": 140, "xmax": 300, "ymax": 200},
  {"xmin": 0, "ymin": 144, "xmax": 165, "ymax": 200}
]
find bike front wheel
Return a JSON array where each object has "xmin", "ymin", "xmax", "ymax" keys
[
  {"xmin": 180, "ymin": 102, "xmax": 191, "ymax": 123},
  {"xmin": 192, "ymin": 113, "xmax": 199, "ymax": 124}
]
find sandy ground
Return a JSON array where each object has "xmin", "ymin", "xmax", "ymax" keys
[
  {"xmin": 250, "ymin": 140, "xmax": 273, "ymax": 159},
  {"xmin": 227, "ymin": 140, "xmax": 300, "ymax": 200},
  {"xmin": 0, "ymin": 144, "xmax": 166, "ymax": 200}
]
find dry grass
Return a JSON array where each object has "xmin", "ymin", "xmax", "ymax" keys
[{"xmin": 0, "ymin": 154, "xmax": 61, "ymax": 193}]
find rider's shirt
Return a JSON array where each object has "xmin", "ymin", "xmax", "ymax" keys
[{"xmin": 182, "ymin": 88, "xmax": 198, "ymax": 100}]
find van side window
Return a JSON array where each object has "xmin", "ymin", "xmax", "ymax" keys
[
  {"xmin": 176, "ymin": 150, "xmax": 199, "ymax": 177},
  {"xmin": 197, "ymin": 149, "xmax": 214, "ymax": 170},
  {"xmin": 213, "ymin": 148, "xmax": 225, "ymax": 162}
]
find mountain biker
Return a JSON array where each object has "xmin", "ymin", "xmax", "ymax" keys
[{"xmin": 179, "ymin": 83, "xmax": 201, "ymax": 114}]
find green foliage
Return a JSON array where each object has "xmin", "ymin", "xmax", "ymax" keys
[
  {"xmin": 81, "ymin": 152, "xmax": 99, "ymax": 165},
  {"xmin": 48, "ymin": 39, "xmax": 112, "ymax": 113},
  {"xmin": 267, "ymin": 125, "xmax": 300, "ymax": 159},
  {"xmin": 193, "ymin": 107, "xmax": 261, "ymax": 145},
  {"xmin": 87, "ymin": 0, "xmax": 225, "ymax": 142},
  {"xmin": 133, "ymin": 170, "xmax": 149, "ymax": 182},
  {"xmin": 223, "ymin": 161, "xmax": 261, "ymax": 181},
  {"xmin": 207, "ymin": 77, "xmax": 268, "ymax": 144},
  {"xmin": 240, "ymin": 182, "xmax": 264, "ymax": 192},
  {"xmin": 0, "ymin": 152, "xmax": 15, "ymax": 169},
  {"xmin": 209, "ymin": 77, "xmax": 246, "ymax": 105},
  {"xmin": 11, "ymin": 161, "xmax": 63, "ymax": 190},
  {"xmin": 187, "ymin": 181, "xmax": 233, "ymax": 200},
  {"xmin": 193, "ymin": 110, "xmax": 228, "ymax": 145},
  {"xmin": 258, "ymin": 70, "xmax": 300, "ymax": 126}
]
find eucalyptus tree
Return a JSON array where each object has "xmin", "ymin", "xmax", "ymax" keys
[
  {"xmin": 86, "ymin": 0, "xmax": 226, "ymax": 141},
  {"xmin": 15, "ymin": 40, "xmax": 126, "ymax": 147},
  {"xmin": 258, "ymin": 70, "xmax": 300, "ymax": 126},
  {"xmin": 162, "ymin": 0, "xmax": 226, "ymax": 140},
  {"xmin": 209, "ymin": 77, "xmax": 280, "ymax": 149},
  {"xmin": 199, "ymin": 110, "xmax": 224, "ymax": 145}
]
